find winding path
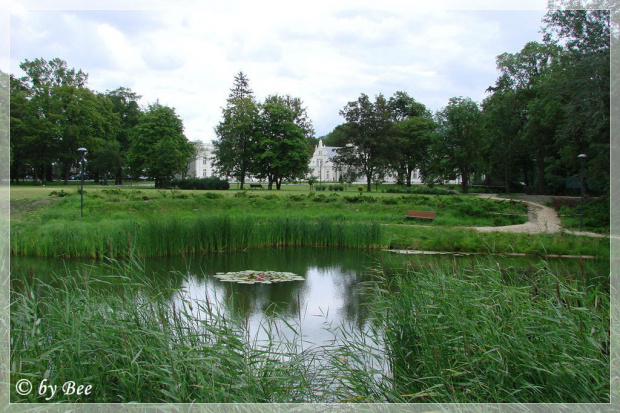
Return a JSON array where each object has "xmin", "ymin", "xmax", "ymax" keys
[{"xmin": 472, "ymin": 194, "xmax": 605, "ymax": 238}]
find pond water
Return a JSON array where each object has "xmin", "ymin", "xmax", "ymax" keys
[{"xmin": 10, "ymin": 248, "xmax": 610, "ymax": 349}]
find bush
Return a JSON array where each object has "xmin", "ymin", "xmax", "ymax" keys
[
  {"xmin": 49, "ymin": 190, "xmax": 71, "ymax": 197},
  {"xmin": 315, "ymin": 184, "xmax": 327, "ymax": 191},
  {"xmin": 385, "ymin": 186, "xmax": 454, "ymax": 195},
  {"xmin": 204, "ymin": 192, "xmax": 224, "ymax": 200},
  {"xmin": 169, "ymin": 177, "xmax": 230, "ymax": 190},
  {"xmin": 288, "ymin": 194, "xmax": 306, "ymax": 202}
]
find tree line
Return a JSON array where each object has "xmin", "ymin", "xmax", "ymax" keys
[
  {"xmin": 9, "ymin": 58, "xmax": 194, "ymax": 187},
  {"xmin": 7, "ymin": 7, "xmax": 610, "ymax": 196},
  {"xmin": 320, "ymin": 7, "xmax": 610, "ymax": 195}
]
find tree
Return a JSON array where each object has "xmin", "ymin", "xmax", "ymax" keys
[
  {"xmin": 11, "ymin": 58, "xmax": 118, "ymax": 184},
  {"xmin": 254, "ymin": 101, "xmax": 310, "ymax": 190},
  {"xmin": 432, "ymin": 97, "xmax": 484, "ymax": 193},
  {"xmin": 213, "ymin": 72, "xmax": 259, "ymax": 189},
  {"xmin": 320, "ymin": 124, "xmax": 350, "ymax": 148},
  {"xmin": 127, "ymin": 102, "xmax": 194, "ymax": 188},
  {"xmin": 481, "ymin": 89, "xmax": 530, "ymax": 193},
  {"xmin": 542, "ymin": 8, "xmax": 611, "ymax": 195},
  {"xmin": 387, "ymin": 92, "xmax": 435, "ymax": 187},
  {"xmin": 88, "ymin": 140, "xmax": 123, "ymax": 185},
  {"xmin": 488, "ymin": 41, "xmax": 562, "ymax": 194},
  {"xmin": 263, "ymin": 94, "xmax": 315, "ymax": 138},
  {"xmin": 106, "ymin": 87, "xmax": 142, "ymax": 184},
  {"xmin": 335, "ymin": 93, "xmax": 393, "ymax": 192}
]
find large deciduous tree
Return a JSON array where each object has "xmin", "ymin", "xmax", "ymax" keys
[
  {"xmin": 431, "ymin": 97, "xmax": 483, "ymax": 193},
  {"xmin": 335, "ymin": 93, "xmax": 393, "ymax": 192},
  {"xmin": 387, "ymin": 91, "xmax": 436, "ymax": 187},
  {"xmin": 254, "ymin": 102, "xmax": 309, "ymax": 189},
  {"xmin": 213, "ymin": 72, "xmax": 259, "ymax": 189},
  {"xmin": 128, "ymin": 102, "xmax": 194, "ymax": 188},
  {"xmin": 11, "ymin": 58, "xmax": 119, "ymax": 184},
  {"xmin": 105, "ymin": 87, "xmax": 142, "ymax": 184}
]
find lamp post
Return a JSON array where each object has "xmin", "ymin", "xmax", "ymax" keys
[
  {"xmin": 578, "ymin": 153, "xmax": 587, "ymax": 232},
  {"xmin": 77, "ymin": 147, "xmax": 87, "ymax": 218}
]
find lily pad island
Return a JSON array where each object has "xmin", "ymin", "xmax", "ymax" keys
[{"xmin": 213, "ymin": 270, "xmax": 305, "ymax": 284}]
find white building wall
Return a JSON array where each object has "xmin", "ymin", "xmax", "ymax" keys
[{"xmin": 188, "ymin": 143, "xmax": 216, "ymax": 178}]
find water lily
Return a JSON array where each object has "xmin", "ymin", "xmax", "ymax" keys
[{"xmin": 213, "ymin": 270, "xmax": 304, "ymax": 284}]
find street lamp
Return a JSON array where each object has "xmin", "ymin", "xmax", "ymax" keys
[
  {"xmin": 77, "ymin": 147, "xmax": 87, "ymax": 218},
  {"xmin": 578, "ymin": 153, "xmax": 587, "ymax": 232}
]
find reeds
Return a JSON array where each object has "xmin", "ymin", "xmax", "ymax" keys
[
  {"xmin": 10, "ymin": 256, "xmax": 609, "ymax": 403},
  {"xmin": 365, "ymin": 258, "xmax": 610, "ymax": 403},
  {"xmin": 10, "ymin": 216, "xmax": 384, "ymax": 258}
]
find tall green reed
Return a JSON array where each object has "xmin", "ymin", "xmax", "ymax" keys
[
  {"xmin": 11, "ymin": 216, "xmax": 384, "ymax": 258},
  {"xmin": 364, "ymin": 258, "xmax": 610, "ymax": 403},
  {"xmin": 10, "ymin": 259, "xmax": 332, "ymax": 403}
]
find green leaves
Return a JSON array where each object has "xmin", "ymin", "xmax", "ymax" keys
[{"xmin": 128, "ymin": 103, "xmax": 194, "ymax": 187}]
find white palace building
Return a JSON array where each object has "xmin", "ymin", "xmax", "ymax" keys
[{"xmin": 188, "ymin": 139, "xmax": 434, "ymax": 185}]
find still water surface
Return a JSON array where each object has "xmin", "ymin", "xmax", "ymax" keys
[{"xmin": 11, "ymin": 248, "xmax": 609, "ymax": 348}]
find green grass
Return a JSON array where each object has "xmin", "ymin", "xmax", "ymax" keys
[
  {"xmin": 9, "ymin": 186, "xmax": 609, "ymax": 259},
  {"xmin": 384, "ymin": 225, "xmax": 609, "ymax": 257}
]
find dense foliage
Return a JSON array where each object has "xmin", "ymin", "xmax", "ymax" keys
[
  {"xmin": 213, "ymin": 72, "xmax": 313, "ymax": 190},
  {"xmin": 9, "ymin": 58, "xmax": 193, "ymax": 186},
  {"xmin": 168, "ymin": 177, "xmax": 230, "ymax": 190},
  {"xmin": 321, "ymin": 8, "xmax": 610, "ymax": 196}
]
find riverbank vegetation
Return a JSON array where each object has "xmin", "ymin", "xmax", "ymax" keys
[
  {"xmin": 9, "ymin": 186, "xmax": 608, "ymax": 258},
  {"xmin": 10, "ymin": 257, "xmax": 609, "ymax": 403}
]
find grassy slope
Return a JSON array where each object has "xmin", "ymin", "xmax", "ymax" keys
[{"xmin": 9, "ymin": 185, "xmax": 609, "ymax": 258}]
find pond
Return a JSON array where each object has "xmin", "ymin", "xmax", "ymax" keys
[{"xmin": 10, "ymin": 247, "xmax": 610, "ymax": 350}]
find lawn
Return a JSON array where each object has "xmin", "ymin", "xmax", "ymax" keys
[{"xmin": 9, "ymin": 183, "xmax": 609, "ymax": 258}]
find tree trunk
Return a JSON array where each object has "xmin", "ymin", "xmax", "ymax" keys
[
  {"xmin": 536, "ymin": 157, "xmax": 545, "ymax": 194},
  {"xmin": 366, "ymin": 173, "xmax": 372, "ymax": 192},
  {"xmin": 460, "ymin": 168, "xmax": 469, "ymax": 194}
]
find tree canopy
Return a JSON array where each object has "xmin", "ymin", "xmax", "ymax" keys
[{"xmin": 127, "ymin": 102, "xmax": 194, "ymax": 188}]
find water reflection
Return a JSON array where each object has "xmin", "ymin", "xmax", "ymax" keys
[{"xmin": 11, "ymin": 248, "xmax": 609, "ymax": 349}]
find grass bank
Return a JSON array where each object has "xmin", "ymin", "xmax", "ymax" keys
[{"xmin": 9, "ymin": 186, "xmax": 609, "ymax": 258}]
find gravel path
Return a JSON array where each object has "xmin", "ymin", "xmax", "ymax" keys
[{"xmin": 472, "ymin": 194, "xmax": 605, "ymax": 238}]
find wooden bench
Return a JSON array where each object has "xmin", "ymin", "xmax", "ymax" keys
[
  {"xmin": 405, "ymin": 210, "xmax": 436, "ymax": 220},
  {"xmin": 249, "ymin": 184, "xmax": 263, "ymax": 189}
]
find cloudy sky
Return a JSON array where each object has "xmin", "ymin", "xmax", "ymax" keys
[{"xmin": 8, "ymin": 1, "xmax": 551, "ymax": 143}]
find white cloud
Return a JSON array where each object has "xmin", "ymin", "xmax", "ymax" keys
[{"xmin": 9, "ymin": 4, "xmax": 549, "ymax": 140}]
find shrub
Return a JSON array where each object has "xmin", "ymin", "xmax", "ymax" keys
[
  {"xmin": 385, "ymin": 186, "xmax": 454, "ymax": 195},
  {"xmin": 169, "ymin": 177, "xmax": 230, "ymax": 190},
  {"xmin": 204, "ymin": 192, "xmax": 224, "ymax": 200},
  {"xmin": 49, "ymin": 190, "xmax": 71, "ymax": 198},
  {"xmin": 288, "ymin": 194, "xmax": 306, "ymax": 202},
  {"xmin": 357, "ymin": 186, "xmax": 364, "ymax": 193}
]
